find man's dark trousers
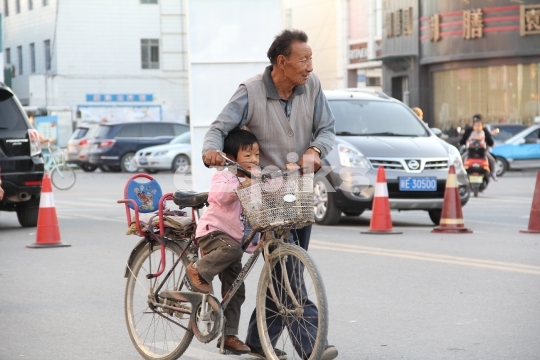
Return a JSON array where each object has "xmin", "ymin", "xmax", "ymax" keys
[{"xmin": 245, "ymin": 225, "xmax": 321, "ymax": 355}]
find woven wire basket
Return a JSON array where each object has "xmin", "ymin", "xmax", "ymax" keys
[{"xmin": 236, "ymin": 174, "xmax": 314, "ymax": 230}]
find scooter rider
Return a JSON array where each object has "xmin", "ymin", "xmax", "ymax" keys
[{"xmin": 459, "ymin": 114, "xmax": 498, "ymax": 181}]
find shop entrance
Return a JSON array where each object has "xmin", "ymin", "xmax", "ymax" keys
[{"xmin": 392, "ymin": 76, "xmax": 409, "ymax": 105}]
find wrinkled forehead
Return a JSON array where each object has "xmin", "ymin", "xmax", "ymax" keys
[{"xmin": 289, "ymin": 41, "xmax": 312, "ymax": 58}]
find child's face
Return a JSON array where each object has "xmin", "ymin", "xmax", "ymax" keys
[
  {"xmin": 473, "ymin": 121, "xmax": 483, "ymax": 132},
  {"xmin": 236, "ymin": 143, "xmax": 260, "ymax": 170}
]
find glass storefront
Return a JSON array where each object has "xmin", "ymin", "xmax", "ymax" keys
[{"xmin": 433, "ymin": 63, "xmax": 540, "ymax": 136}]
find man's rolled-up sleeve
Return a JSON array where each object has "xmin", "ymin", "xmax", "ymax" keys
[
  {"xmin": 202, "ymin": 86, "xmax": 249, "ymax": 155},
  {"xmin": 310, "ymin": 86, "xmax": 336, "ymax": 159}
]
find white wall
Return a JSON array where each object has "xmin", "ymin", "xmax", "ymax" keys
[
  {"xmin": 4, "ymin": 0, "xmax": 189, "ymax": 122},
  {"xmin": 187, "ymin": 0, "xmax": 281, "ymax": 192}
]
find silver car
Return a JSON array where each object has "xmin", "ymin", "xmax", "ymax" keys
[
  {"xmin": 66, "ymin": 122, "xmax": 100, "ymax": 172},
  {"xmin": 133, "ymin": 132, "xmax": 191, "ymax": 174},
  {"xmin": 314, "ymin": 89, "xmax": 470, "ymax": 225}
]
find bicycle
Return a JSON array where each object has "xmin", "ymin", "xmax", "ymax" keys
[
  {"xmin": 42, "ymin": 142, "xmax": 76, "ymax": 190},
  {"xmin": 118, "ymin": 154, "xmax": 328, "ymax": 360}
]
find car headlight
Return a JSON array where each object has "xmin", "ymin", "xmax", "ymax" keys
[
  {"xmin": 338, "ymin": 144, "xmax": 371, "ymax": 168},
  {"xmin": 448, "ymin": 145, "xmax": 465, "ymax": 173},
  {"xmin": 154, "ymin": 150, "xmax": 168, "ymax": 156}
]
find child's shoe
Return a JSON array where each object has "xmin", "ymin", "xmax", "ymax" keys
[{"xmin": 185, "ymin": 262, "xmax": 211, "ymax": 294}]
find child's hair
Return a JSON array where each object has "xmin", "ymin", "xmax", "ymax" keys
[
  {"xmin": 223, "ymin": 129, "xmax": 259, "ymax": 159},
  {"xmin": 472, "ymin": 113, "xmax": 483, "ymax": 123}
]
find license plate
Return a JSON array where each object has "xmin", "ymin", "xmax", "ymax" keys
[
  {"xmin": 469, "ymin": 175, "xmax": 483, "ymax": 183},
  {"xmin": 399, "ymin": 177, "xmax": 437, "ymax": 191},
  {"xmin": 138, "ymin": 157, "xmax": 148, "ymax": 165}
]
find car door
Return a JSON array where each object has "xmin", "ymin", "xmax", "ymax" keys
[{"xmin": 510, "ymin": 128, "xmax": 540, "ymax": 169}]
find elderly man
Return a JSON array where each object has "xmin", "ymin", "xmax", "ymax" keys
[{"xmin": 203, "ymin": 29, "xmax": 337, "ymax": 360}]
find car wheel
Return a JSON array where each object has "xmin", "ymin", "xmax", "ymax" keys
[
  {"xmin": 80, "ymin": 164, "xmax": 98, "ymax": 172},
  {"xmin": 343, "ymin": 210, "xmax": 365, "ymax": 217},
  {"xmin": 313, "ymin": 174, "xmax": 341, "ymax": 225},
  {"xmin": 144, "ymin": 169, "xmax": 159, "ymax": 174},
  {"xmin": 172, "ymin": 155, "xmax": 190, "ymax": 174},
  {"xmin": 16, "ymin": 199, "xmax": 40, "ymax": 227},
  {"xmin": 495, "ymin": 157, "xmax": 507, "ymax": 177},
  {"xmin": 99, "ymin": 165, "xmax": 111, "ymax": 172},
  {"xmin": 121, "ymin": 153, "xmax": 138, "ymax": 173},
  {"xmin": 428, "ymin": 209, "xmax": 442, "ymax": 225}
]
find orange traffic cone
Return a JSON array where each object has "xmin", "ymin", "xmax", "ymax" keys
[
  {"xmin": 432, "ymin": 165, "xmax": 472, "ymax": 234},
  {"xmin": 361, "ymin": 166, "xmax": 402, "ymax": 234},
  {"xmin": 27, "ymin": 174, "xmax": 70, "ymax": 248},
  {"xmin": 520, "ymin": 170, "xmax": 540, "ymax": 234}
]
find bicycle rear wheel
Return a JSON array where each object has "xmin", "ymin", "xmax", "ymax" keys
[
  {"xmin": 125, "ymin": 240, "xmax": 194, "ymax": 360},
  {"xmin": 256, "ymin": 244, "xmax": 328, "ymax": 360},
  {"xmin": 50, "ymin": 165, "xmax": 76, "ymax": 190}
]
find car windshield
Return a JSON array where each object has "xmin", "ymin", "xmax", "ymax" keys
[
  {"xmin": 0, "ymin": 92, "xmax": 27, "ymax": 130},
  {"xmin": 329, "ymin": 100, "xmax": 428, "ymax": 137},
  {"xmin": 94, "ymin": 125, "xmax": 112, "ymax": 140},
  {"xmin": 170, "ymin": 132, "xmax": 190, "ymax": 144},
  {"xmin": 505, "ymin": 126, "xmax": 538, "ymax": 144}
]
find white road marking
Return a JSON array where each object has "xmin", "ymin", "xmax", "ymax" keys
[{"xmin": 311, "ymin": 239, "xmax": 540, "ymax": 275}]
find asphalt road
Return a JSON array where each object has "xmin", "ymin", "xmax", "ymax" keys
[{"xmin": 1, "ymin": 169, "xmax": 539, "ymax": 360}]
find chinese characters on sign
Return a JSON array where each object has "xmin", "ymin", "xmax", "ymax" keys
[
  {"xmin": 520, "ymin": 5, "xmax": 540, "ymax": 36},
  {"xmin": 429, "ymin": 14, "xmax": 440, "ymax": 42},
  {"xmin": 463, "ymin": 9, "xmax": 483, "ymax": 39},
  {"xmin": 85, "ymin": 94, "xmax": 154, "ymax": 102},
  {"xmin": 386, "ymin": 8, "xmax": 413, "ymax": 38}
]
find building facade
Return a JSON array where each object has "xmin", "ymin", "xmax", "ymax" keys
[
  {"xmin": 381, "ymin": 0, "xmax": 540, "ymax": 135},
  {"xmin": 3, "ymin": 0, "xmax": 188, "ymax": 123}
]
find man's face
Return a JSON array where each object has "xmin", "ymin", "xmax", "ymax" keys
[{"xmin": 282, "ymin": 41, "xmax": 313, "ymax": 86}]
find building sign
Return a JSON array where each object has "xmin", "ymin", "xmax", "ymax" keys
[
  {"xmin": 386, "ymin": 8, "xmax": 413, "ymax": 38},
  {"xmin": 85, "ymin": 94, "xmax": 154, "ymax": 102},
  {"xmin": 429, "ymin": 14, "xmax": 440, "ymax": 42},
  {"xmin": 348, "ymin": 41, "xmax": 382, "ymax": 64},
  {"xmin": 521, "ymin": 5, "xmax": 540, "ymax": 36},
  {"xmin": 463, "ymin": 9, "xmax": 483, "ymax": 39}
]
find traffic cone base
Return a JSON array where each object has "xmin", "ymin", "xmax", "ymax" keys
[
  {"xmin": 520, "ymin": 171, "xmax": 540, "ymax": 234},
  {"xmin": 362, "ymin": 167, "xmax": 402, "ymax": 235},
  {"xmin": 432, "ymin": 165, "xmax": 472, "ymax": 234},
  {"xmin": 27, "ymin": 174, "xmax": 70, "ymax": 248}
]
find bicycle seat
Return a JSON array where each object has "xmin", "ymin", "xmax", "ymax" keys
[{"xmin": 173, "ymin": 190, "xmax": 208, "ymax": 208}]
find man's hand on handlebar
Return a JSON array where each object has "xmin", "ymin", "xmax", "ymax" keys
[
  {"xmin": 203, "ymin": 150, "xmax": 226, "ymax": 167},
  {"xmin": 298, "ymin": 148, "xmax": 321, "ymax": 174}
]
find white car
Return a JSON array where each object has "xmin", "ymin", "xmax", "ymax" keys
[{"xmin": 133, "ymin": 132, "xmax": 191, "ymax": 174}]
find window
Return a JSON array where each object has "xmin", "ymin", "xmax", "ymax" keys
[
  {"xmin": 44, "ymin": 40, "xmax": 51, "ymax": 70},
  {"xmin": 142, "ymin": 123, "xmax": 173, "ymax": 137},
  {"xmin": 43, "ymin": 0, "xmax": 48, "ymax": 5},
  {"xmin": 4, "ymin": 0, "xmax": 9, "ymax": 16},
  {"xmin": 29, "ymin": 0, "xmax": 33, "ymax": 10},
  {"xmin": 141, "ymin": 39, "xmax": 160, "ymax": 69},
  {"xmin": 140, "ymin": 0, "xmax": 158, "ymax": 3},
  {"xmin": 17, "ymin": 46, "xmax": 23, "ymax": 75},
  {"xmin": 30, "ymin": 43, "xmax": 35, "ymax": 73},
  {"xmin": 366, "ymin": 77, "xmax": 381, "ymax": 87},
  {"xmin": 115, "ymin": 124, "xmax": 141, "ymax": 138},
  {"xmin": 15, "ymin": 0, "xmax": 20, "ymax": 13},
  {"xmin": 5, "ymin": 48, "xmax": 11, "ymax": 64}
]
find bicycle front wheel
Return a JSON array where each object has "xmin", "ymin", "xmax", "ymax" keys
[
  {"xmin": 256, "ymin": 244, "xmax": 328, "ymax": 360},
  {"xmin": 50, "ymin": 165, "xmax": 76, "ymax": 190},
  {"xmin": 125, "ymin": 240, "xmax": 193, "ymax": 360}
]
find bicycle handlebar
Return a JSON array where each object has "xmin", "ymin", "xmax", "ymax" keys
[{"xmin": 215, "ymin": 152, "xmax": 306, "ymax": 181}]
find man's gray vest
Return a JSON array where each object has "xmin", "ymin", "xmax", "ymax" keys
[{"xmin": 241, "ymin": 72, "xmax": 320, "ymax": 170}]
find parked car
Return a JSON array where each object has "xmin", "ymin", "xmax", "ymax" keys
[
  {"xmin": 314, "ymin": 89, "xmax": 470, "ymax": 225},
  {"xmin": 485, "ymin": 123, "xmax": 528, "ymax": 145},
  {"xmin": 133, "ymin": 132, "xmax": 191, "ymax": 174},
  {"xmin": 491, "ymin": 124, "xmax": 540, "ymax": 176},
  {"xmin": 89, "ymin": 121, "xmax": 189, "ymax": 172},
  {"xmin": 66, "ymin": 122, "xmax": 100, "ymax": 172},
  {"xmin": 0, "ymin": 83, "xmax": 44, "ymax": 227}
]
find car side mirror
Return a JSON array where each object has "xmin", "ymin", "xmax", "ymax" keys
[
  {"xmin": 431, "ymin": 128, "xmax": 443, "ymax": 138},
  {"xmin": 516, "ymin": 138, "xmax": 526, "ymax": 145}
]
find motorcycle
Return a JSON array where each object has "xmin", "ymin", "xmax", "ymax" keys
[{"xmin": 462, "ymin": 139, "xmax": 490, "ymax": 197}]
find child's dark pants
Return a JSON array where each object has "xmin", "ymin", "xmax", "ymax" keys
[{"xmin": 196, "ymin": 231, "xmax": 245, "ymax": 336}]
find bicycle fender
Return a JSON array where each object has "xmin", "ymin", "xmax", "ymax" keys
[{"xmin": 124, "ymin": 238, "xmax": 150, "ymax": 278}]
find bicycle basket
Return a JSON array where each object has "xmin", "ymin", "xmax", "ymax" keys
[{"xmin": 235, "ymin": 174, "xmax": 314, "ymax": 230}]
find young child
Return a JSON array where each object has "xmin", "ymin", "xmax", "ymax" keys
[
  {"xmin": 468, "ymin": 120, "xmax": 486, "ymax": 143},
  {"xmin": 185, "ymin": 129, "xmax": 259, "ymax": 355}
]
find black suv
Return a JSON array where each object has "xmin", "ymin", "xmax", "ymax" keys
[
  {"xmin": 88, "ymin": 121, "xmax": 189, "ymax": 172},
  {"xmin": 0, "ymin": 83, "xmax": 44, "ymax": 227}
]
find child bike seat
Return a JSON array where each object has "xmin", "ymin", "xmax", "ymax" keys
[{"xmin": 173, "ymin": 190, "xmax": 208, "ymax": 209}]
